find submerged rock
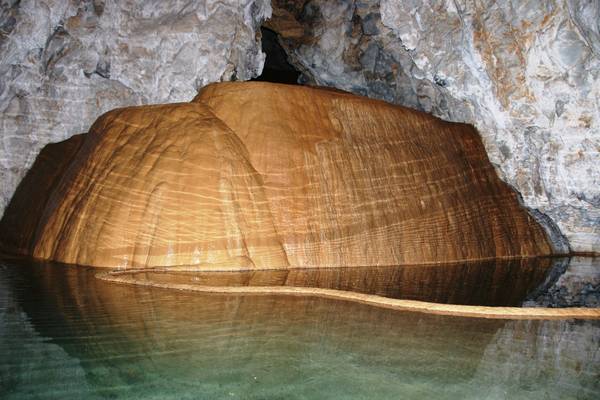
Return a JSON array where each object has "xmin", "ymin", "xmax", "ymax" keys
[
  {"xmin": 0, "ymin": 82, "xmax": 553, "ymax": 268},
  {"xmin": 267, "ymin": 0, "xmax": 600, "ymax": 253},
  {"xmin": 0, "ymin": 0, "xmax": 271, "ymax": 217}
]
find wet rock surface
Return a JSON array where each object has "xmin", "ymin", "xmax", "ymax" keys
[
  {"xmin": 267, "ymin": 0, "xmax": 600, "ymax": 252},
  {"xmin": 0, "ymin": 0, "xmax": 270, "ymax": 215}
]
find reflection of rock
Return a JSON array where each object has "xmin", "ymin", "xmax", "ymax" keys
[
  {"xmin": 267, "ymin": 0, "xmax": 600, "ymax": 253},
  {"xmin": 1, "ymin": 82, "xmax": 552, "ymax": 268},
  {"xmin": 128, "ymin": 258, "xmax": 556, "ymax": 307},
  {"xmin": 0, "ymin": 263, "xmax": 100, "ymax": 399},
  {"xmin": 1, "ymin": 258, "xmax": 502, "ymax": 397},
  {"xmin": 467, "ymin": 319, "xmax": 600, "ymax": 399},
  {"xmin": 525, "ymin": 257, "xmax": 600, "ymax": 308},
  {"xmin": 0, "ymin": 0, "xmax": 271, "ymax": 217},
  {"xmin": 2, "ymin": 257, "xmax": 599, "ymax": 398}
]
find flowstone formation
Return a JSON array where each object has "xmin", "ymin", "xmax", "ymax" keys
[
  {"xmin": 266, "ymin": 0, "xmax": 600, "ymax": 253},
  {"xmin": 0, "ymin": 82, "xmax": 553, "ymax": 269},
  {"xmin": 0, "ymin": 0, "xmax": 271, "ymax": 216}
]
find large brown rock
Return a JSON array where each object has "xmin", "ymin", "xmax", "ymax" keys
[{"xmin": 0, "ymin": 82, "xmax": 552, "ymax": 268}]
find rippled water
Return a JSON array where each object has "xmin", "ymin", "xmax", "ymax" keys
[{"xmin": 0, "ymin": 256, "xmax": 599, "ymax": 399}]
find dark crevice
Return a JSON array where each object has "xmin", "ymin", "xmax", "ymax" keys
[{"xmin": 252, "ymin": 27, "xmax": 300, "ymax": 84}]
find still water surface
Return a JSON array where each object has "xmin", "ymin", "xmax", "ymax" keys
[{"xmin": 0, "ymin": 256, "xmax": 598, "ymax": 399}]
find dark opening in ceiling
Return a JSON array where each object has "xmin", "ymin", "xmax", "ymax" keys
[{"xmin": 252, "ymin": 27, "xmax": 300, "ymax": 84}]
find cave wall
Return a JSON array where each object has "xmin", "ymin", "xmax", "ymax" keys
[
  {"xmin": 0, "ymin": 0, "xmax": 271, "ymax": 215},
  {"xmin": 267, "ymin": 0, "xmax": 599, "ymax": 253}
]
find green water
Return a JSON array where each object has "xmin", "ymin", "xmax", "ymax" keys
[{"xmin": 0, "ymin": 258, "xmax": 598, "ymax": 399}]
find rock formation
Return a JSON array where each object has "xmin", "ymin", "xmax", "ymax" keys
[
  {"xmin": 0, "ymin": 82, "xmax": 552, "ymax": 269},
  {"xmin": 266, "ymin": 0, "xmax": 600, "ymax": 253},
  {"xmin": 0, "ymin": 0, "xmax": 271, "ymax": 216},
  {"xmin": 23, "ymin": 101, "xmax": 289, "ymax": 269}
]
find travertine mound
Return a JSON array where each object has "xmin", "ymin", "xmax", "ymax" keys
[
  {"xmin": 32, "ymin": 102, "xmax": 288, "ymax": 269},
  {"xmin": 0, "ymin": 82, "xmax": 552, "ymax": 268}
]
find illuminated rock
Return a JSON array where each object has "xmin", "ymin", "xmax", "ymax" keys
[{"xmin": 0, "ymin": 82, "xmax": 553, "ymax": 268}]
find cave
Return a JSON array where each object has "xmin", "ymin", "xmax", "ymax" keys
[
  {"xmin": 252, "ymin": 27, "xmax": 301, "ymax": 84},
  {"xmin": 0, "ymin": 1, "xmax": 598, "ymax": 398}
]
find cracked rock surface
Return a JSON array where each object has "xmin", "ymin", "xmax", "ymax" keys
[
  {"xmin": 268, "ymin": 0, "xmax": 600, "ymax": 252},
  {"xmin": 0, "ymin": 0, "xmax": 270, "ymax": 215}
]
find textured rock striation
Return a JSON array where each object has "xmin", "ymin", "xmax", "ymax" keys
[
  {"xmin": 267, "ymin": 0, "xmax": 600, "ymax": 253},
  {"xmin": 0, "ymin": 0, "xmax": 271, "ymax": 216},
  {"xmin": 0, "ymin": 82, "xmax": 552, "ymax": 268},
  {"xmin": 14, "ymin": 101, "xmax": 290, "ymax": 269}
]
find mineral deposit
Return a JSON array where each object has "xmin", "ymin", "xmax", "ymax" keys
[{"xmin": 0, "ymin": 82, "xmax": 552, "ymax": 268}]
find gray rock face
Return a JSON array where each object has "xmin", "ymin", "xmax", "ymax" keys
[
  {"xmin": 269, "ymin": 0, "xmax": 600, "ymax": 253},
  {"xmin": 0, "ymin": 0, "xmax": 270, "ymax": 215}
]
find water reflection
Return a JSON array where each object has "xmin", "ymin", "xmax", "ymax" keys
[
  {"xmin": 0, "ymin": 257, "xmax": 599, "ymax": 399},
  {"xmin": 525, "ymin": 256, "xmax": 600, "ymax": 307},
  {"xmin": 127, "ymin": 257, "xmax": 570, "ymax": 306},
  {"xmin": 468, "ymin": 319, "xmax": 600, "ymax": 399}
]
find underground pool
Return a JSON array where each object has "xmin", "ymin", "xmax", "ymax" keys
[{"xmin": 1, "ymin": 255, "xmax": 598, "ymax": 399}]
